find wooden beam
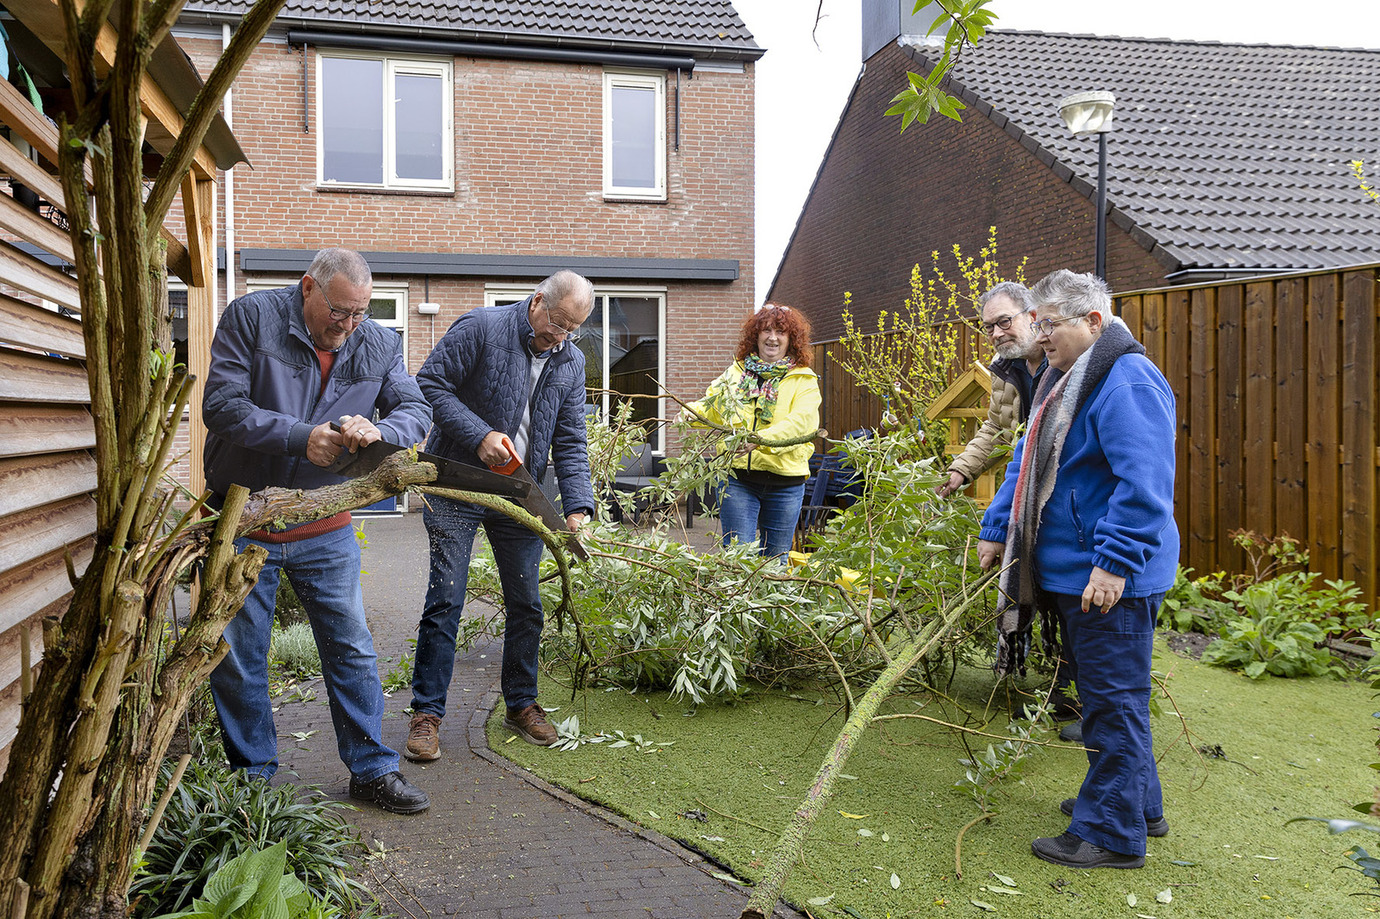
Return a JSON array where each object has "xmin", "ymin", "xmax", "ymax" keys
[
  {"xmin": 0, "ymin": 193, "xmax": 73, "ymax": 263},
  {"xmin": 0, "ymin": 241, "xmax": 79, "ymax": 311},
  {"xmin": 0, "ymin": 346, "xmax": 89, "ymax": 403},
  {"xmin": 181, "ymin": 174, "xmax": 208, "ymax": 287},
  {"xmin": 0, "ymin": 404, "xmax": 95, "ymax": 459},
  {"xmin": 186, "ymin": 174, "xmax": 218, "ymax": 496},
  {"xmin": 13, "ymin": 0, "xmax": 219, "ymax": 178},
  {"xmin": 0, "ymin": 76, "xmax": 93, "ymax": 189},
  {"xmin": 0, "ymin": 536, "xmax": 94, "ymax": 636},
  {"xmin": 0, "ymin": 495, "xmax": 97, "ymax": 578},
  {"xmin": 0, "ymin": 135, "xmax": 65, "ymax": 209},
  {"xmin": 0, "ymin": 452, "xmax": 97, "ymax": 519},
  {"xmin": 0, "ymin": 294, "xmax": 84, "ymax": 359}
]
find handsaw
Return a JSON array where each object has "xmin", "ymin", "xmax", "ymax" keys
[
  {"xmin": 326, "ymin": 422, "xmax": 531, "ymax": 499},
  {"xmin": 488, "ymin": 434, "xmax": 590, "ymax": 561}
]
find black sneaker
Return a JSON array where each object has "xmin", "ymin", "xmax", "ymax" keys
[
  {"xmin": 1032, "ymin": 832, "xmax": 1144, "ymax": 869},
  {"xmin": 1059, "ymin": 720, "xmax": 1083, "ymax": 744},
  {"xmin": 1060, "ymin": 798, "xmax": 1169, "ymax": 837},
  {"xmin": 349, "ymin": 771, "xmax": 430, "ymax": 815}
]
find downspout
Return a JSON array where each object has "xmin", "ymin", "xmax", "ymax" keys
[{"xmin": 223, "ymin": 23, "xmax": 235, "ymax": 310}]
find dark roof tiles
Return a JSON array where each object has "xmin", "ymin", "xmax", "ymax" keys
[
  {"xmin": 909, "ymin": 30, "xmax": 1380, "ymax": 270},
  {"xmin": 181, "ymin": 0, "xmax": 760, "ymax": 56}
]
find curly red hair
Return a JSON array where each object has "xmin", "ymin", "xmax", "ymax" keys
[{"xmin": 735, "ymin": 303, "xmax": 813, "ymax": 368}]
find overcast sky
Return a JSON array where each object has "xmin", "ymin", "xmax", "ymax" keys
[{"xmin": 731, "ymin": 0, "xmax": 1380, "ymax": 304}]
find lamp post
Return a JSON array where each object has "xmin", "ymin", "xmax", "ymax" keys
[{"xmin": 1058, "ymin": 91, "xmax": 1116, "ymax": 280}]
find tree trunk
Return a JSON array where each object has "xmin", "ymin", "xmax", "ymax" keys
[{"xmin": 739, "ymin": 574, "xmax": 995, "ymax": 919}]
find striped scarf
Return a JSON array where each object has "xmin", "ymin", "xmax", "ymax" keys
[{"xmin": 993, "ymin": 318, "xmax": 1144, "ymax": 678}]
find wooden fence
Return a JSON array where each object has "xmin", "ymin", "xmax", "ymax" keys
[{"xmin": 810, "ymin": 263, "xmax": 1380, "ymax": 610}]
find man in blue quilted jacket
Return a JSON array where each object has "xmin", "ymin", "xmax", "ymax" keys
[
  {"xmin": 407, "ymin": 270, "xmax": 596, "ymax": 758},
  {"xmin": 204, "ymin": 247, "xmax": 433, "ymax": 814}
]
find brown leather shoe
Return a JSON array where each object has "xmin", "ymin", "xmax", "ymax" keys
[
  {"xmin": 504, "ymin": 703, "xmax": 557, "ymax": 746},
  {"xmin": 405, "ymin": 712, "xmax": 442, "ymax": 761}
]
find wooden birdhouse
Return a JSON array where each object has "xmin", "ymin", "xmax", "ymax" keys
[{"xmin": 926, "ymin": 364, "xmax": 998, "ymax": 507}]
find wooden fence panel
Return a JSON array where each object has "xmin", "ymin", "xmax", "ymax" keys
[
  {"xmin": 1187, "ymin": 287, "xmax": 1218, "ymax": 573},
  {"xmin": 1274, "ymin": 277, "xmax": 1308, "ymax": 543},
  {"xmin": 1141, "ymin": 292, "xmax": 1167, "ymax": 369},
  {"xmin": 1341, "ymin": 270, "xmax": 1377, "ymax": 597},
  {"xmin": 1307, "ymin": 274, "xmax": 1342, "ymax": 577},
  {"xmin": 1216, "ymin": 285, "xmax": 1245, "ymax": 573},
  {"xmin": 1243, "ymin": 281, "xmax": 1275, "ymax": 539}
]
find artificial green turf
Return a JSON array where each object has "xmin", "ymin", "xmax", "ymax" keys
[{"xmin": 490, "ymin": 640, "xmax": 1380, "ymax": 918}]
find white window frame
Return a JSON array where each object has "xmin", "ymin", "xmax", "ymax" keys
[
  {"xmin": 484, "ymin": 284, "xmax": 667, "ymax": 453},
  {"xmin": 315, "ymin": 51, "xmax": 454, "ymax": 192},
  {"xmin": 602, "ymin": 71, "xmax": 667, "ymax": 201}
]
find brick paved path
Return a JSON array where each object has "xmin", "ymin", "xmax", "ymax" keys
[{"xmin": 270, "ymin": 513, "xmax": 801, "ymax": 919}]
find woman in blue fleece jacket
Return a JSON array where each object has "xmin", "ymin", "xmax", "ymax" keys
[{"xmin": 978, "ymin": 269, "xmax": 1179, "ymax": 870}]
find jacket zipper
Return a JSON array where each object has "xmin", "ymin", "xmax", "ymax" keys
[{"xmin": 1070, "ymin": 491, "xmax": 1087, "ymax": 549}]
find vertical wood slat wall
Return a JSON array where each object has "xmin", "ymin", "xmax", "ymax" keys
[
  {"xmin": 0, "ymin": 82, "xmax": 220, "ymax": 772},
  {"xmin": 1117, "ymin": 266, "xmax": 1380, "ymax": 605},
  {"xmin": 812, "ymin": 264, "xmax": 1380, "ymax": 610}
]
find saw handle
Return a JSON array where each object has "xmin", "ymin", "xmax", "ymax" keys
[{"xmin": 489, "ymin": 434, "xmax": 522, "ymax": 475}]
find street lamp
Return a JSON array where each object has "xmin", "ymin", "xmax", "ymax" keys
[{"xmin": 1058, "ymin": 91, "xmax": 1116, "ymax": 280}]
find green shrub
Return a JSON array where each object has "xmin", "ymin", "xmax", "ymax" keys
[
  {"xmin": 145, "ymin": 841, "xmax": 336, "ymax": 919},
  {"xmin": 1199, "ymin": 573, "xmax": 1368, "ymax": 679},
  {"xmin": 270, "ymin": 622, "xmax": 322, "ymax": 680},
  {"xmin": 131, "ymin": 761, "xmax": 372, "ymax": 919}
]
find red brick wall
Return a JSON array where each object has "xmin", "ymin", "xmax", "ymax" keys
[
  {"xmin": 179, "ymin": 34, "xmax": 753, "ymax": 416},
  {"xmin": 769, "ymin": 42, "xmax": 1166, "ymax": 343}
]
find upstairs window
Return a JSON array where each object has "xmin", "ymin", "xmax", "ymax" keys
[
  {"xmin": 317, "ymin": 53, "xmax": 453, "ymax": 191},
  {"xmin": 603, "ymin": 71, "xmax": 666, "ymax": 200}
]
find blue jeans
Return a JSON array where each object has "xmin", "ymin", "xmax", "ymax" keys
[
  {"xmin": 719, "ymin": 474, "xmax": 806, "ymax": 558},
  {"xmin": 209, "ymin": 525, "xmax": 398, "ymax": 781},
  {"xmin": 1051, "ymin": 591, "xmax": 1165, "ymax": 857},
  {"xmin": 412, "ymin": 495, "xmax": 546, "ymax": 715}
]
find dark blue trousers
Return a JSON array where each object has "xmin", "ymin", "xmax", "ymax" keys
[{"xmin": 1050, "ymin": 590, "xmax": 1165, "ymax": 857}]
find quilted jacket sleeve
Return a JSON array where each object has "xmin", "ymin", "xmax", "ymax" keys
[
  {"xmin": 552, "ymin": 372, "xmax": 596, "ymax": 518},
  {"xmin": 417, "ymin": 311, "xmax": 495, "ymax": 451},
  {"xmin": 373, "ymin": 334, "xmax": 432, "ymax": 447}
]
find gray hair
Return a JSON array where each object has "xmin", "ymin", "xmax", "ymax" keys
[
  {"xmin": 306, "ymin": 247, "xmax": 372, "ymax": 289},
  {"xmin": 536, "ymin": 269, "xmax": 595, "ymax": 318},
  {"xmin": 979, "ymin": 281, "xmax": 1035, "ymax": 313},
  {"xmin": 1030, "ymin": 269, "xmax": 1112, "ymax": 318}
]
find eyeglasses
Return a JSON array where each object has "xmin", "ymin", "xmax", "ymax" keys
[
  {"xmin": 541, "ymin": 302, "xmax": 583, "ymax": 342},
  {"xmin": 1031, "ymin": 315, "xmax": 1084, "ymax": 336},
  {"xmin": 981, "ymin": 314, "xmax": 1021, "ymax": 335},
  {"xmin": 313, "ymin": 277, "xmax": 371, "ymax": 324}
]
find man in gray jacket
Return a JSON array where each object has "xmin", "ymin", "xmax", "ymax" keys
[
  {"xmin": 204, "ymin": 247, "xmax": 432, "ymax": 813},
  {"xmin": 406, "ymin": 270, "xmax": 597, "ymax": 760}
]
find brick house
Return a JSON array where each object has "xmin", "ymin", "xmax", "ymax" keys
[
  {"xmin": 169, "ymin": 0, "xmax": 763, "ymax": 490},
  {"xmin": 770, "ymin": 0, "xmax": 1380, "ymax": 343}
]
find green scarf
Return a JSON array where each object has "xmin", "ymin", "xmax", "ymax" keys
[{"xmin": 737, "ymin": 355, "xmax": 793, "ymax": 424}]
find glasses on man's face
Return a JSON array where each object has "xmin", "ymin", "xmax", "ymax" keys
[
  {"xmin": 541, "ymin": 302, "xmax": 583, "ymax": 342},
  {"xmin": 1031, "ymin": 315, "xmax": 1083, "ymax": 336},
  {"xmin": 981, "ymin": 314, "xmax": 1021, "ymax": 335},
  {"xmin": 313, "ymin": 276, "xmax": 371, "ymax": 324}
]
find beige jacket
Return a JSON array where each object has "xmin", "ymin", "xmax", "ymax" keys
[{"xmin": 947, "ymin": 357, "xmax": 1043, "ymax": 484}]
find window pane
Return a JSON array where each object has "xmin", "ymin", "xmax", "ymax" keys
[
  {"xmin": 395, "ymin": 72, "xmax": 444, "ymax": 181},
  {"xmin": 368, "ymin": 297, "xmax": 397, "ymax": 321},
  {"xmin": 607, "ymin": 296, "xmax": 659, "ymax": 446},
  {"xmin": 322, "ymin": 58, "xmax": 384, "ymax": 184},
  {"xmin": 577, "ymin": 298, "xmax": 604, "ymax": 410},
  {"xmin": 611, "ymin": 84, "xmax": 657, "ymax": 188}
]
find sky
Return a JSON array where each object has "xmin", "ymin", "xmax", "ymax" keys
[{"xmin": 730, "ymin": 0, "xmax": 1380, "ymax": 304}]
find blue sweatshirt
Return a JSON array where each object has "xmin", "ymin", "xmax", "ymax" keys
[{"xmin": 979, "ymin": 353, "xmax": 1179, "ymax": 598}]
